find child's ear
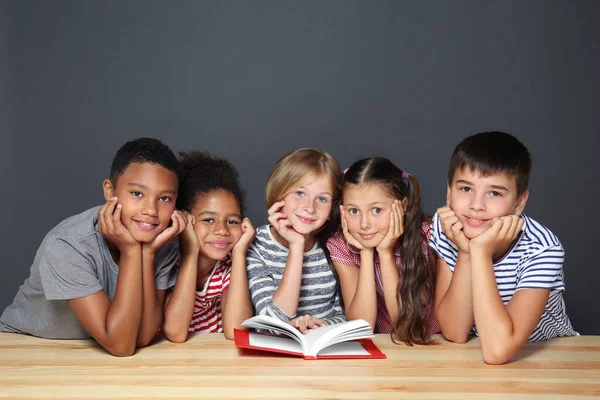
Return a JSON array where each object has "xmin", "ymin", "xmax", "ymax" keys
[
  {"xmin": 400, "ymin": 197, "xmax": 408, "ymax": 213},
  {"xmin": 446, "ymin": 185, "xmax": 451, "ymax": 206},
  {"xmin": 103, "ymin": 179, "xmax": 114, "ymax": 201},
  {"xmin": 515, "ymin": 190, "xmax": 529, "ymax": 216}
]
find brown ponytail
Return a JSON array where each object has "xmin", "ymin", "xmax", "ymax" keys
[
  {"xmin": 391, "ymin": 173, "xmax": 436, "ymax": 345},
  {"xmin": 336, "ymin": 158, "xmax": 437, "ymax": 345}
]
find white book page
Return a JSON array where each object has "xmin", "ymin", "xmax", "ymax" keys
[
  {"xmin": 242, "ymin": 315, "xmax": 306, "ymax": 350},
  {"xmin": 302, "ymin": 323, "xmax": 347, "ymax": 351},
  {"xmin": 306, "ymin": 319, "xmax": 373, "ymax": 356},
  {"xmin": 248, "ymin": 332, "xmax": 304, "ymax": 355},
  {"xmin": 316, "ymin": 341, "xmax": 370, "ymax": 356}
]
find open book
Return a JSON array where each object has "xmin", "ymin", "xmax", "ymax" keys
[{"xmin": 234, "ymin": 315, "xmax": 386, "ymax": 360}]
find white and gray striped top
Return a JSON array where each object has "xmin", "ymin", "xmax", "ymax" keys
[
  {"xmin": 430, "ymin": 213, "xmax": 577, "ymax": 342},
  {"xmin": 246, "ymin": 225, "xmax": 346, "ymax": 325}
]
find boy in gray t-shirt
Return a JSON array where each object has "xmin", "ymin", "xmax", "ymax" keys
[{"xmin": 0, "ymin": 138, "xmax": 187, "ymax": 356}]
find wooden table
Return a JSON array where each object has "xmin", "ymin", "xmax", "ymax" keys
[{"xmin": 1, "ymin": 332, "xmax": 599, "ymax": 399}]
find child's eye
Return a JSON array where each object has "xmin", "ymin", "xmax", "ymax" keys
[
  {"xmin": 348, "ymin": 208, "xmax": 359, "ymax": 215},
  {"xmin": 131, "ymin": 191, "xmax": 143, "ymax": 198},
  {"xmin": 373, "ymin": 207, "xmax": 383, "ymax": 215},
  {"xmin": 317, "ymin": 196, "xmax": 329, "ymax": 204},
  {"xmin": 202, "ymin": 218, "xmax": 215, "ymax": 224},
  {"xmin": 227, "ymin": 220, "xmax": 240, "ymax": 225},
  {"xmin": 459, "ymin": 187, "xmax": 472, "ymax": 193},
  {"xmin": 489, "ymin": 191, "xmax": 501, "ymax": 197},
  {"xmin": 295, "ymin": 191, "xmax": 305, "ymax": 197},
  {"xmin": 159, "ymin": 196, "xmax": 172, "ymax": 202}
]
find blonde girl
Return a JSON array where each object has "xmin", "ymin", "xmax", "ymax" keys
[{"xmin": 246, "ymin": 148, "xmax": 346, "ymax": 333}]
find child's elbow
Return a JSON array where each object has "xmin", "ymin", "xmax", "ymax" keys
[
  {"xmin": 136, "ymin": 334, "xmax": 155, "ymax": 348},
  {"xmin": 224, "ymin": 329, "xmax": 235, "ymax": 341},
  {"xmin": 106, "ymin": 343, "xmax": 136, "ymax": 357},
  {"xmin": 222, "ymin": 322, "xmax": 237, "ymax": 340},
  {"xmin": 481, "ymin": 345, "xmax": 515, "ymax": 365},
  {"xmin": 163, "ymin": 329, "xmax": 188, "ymax": 344},
  {"xmin": 169, "ymin": 335, "xmax": 188, "ymax": 344},
  {"xmin": 161, "ymin": 324, "xmax": 189, "ymax": 343},
  {"xmin": 441, "ymin": 329, "xmax": 470, "ymax": 344}
]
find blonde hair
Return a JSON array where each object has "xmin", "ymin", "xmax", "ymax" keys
[{"xmin": 265, "ymin": 148, "xmax": 341, "ymax": 208}]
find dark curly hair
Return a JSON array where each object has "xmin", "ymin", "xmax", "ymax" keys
[
  {"xmin": 110, "ymin": 137, "xmax": 180, "ymax": 186},
  {"xmin": 176, "ymin": 151, "xmax": 245, "ymax": 214}
]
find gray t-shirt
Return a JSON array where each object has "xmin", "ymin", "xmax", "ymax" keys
[{"xmin": 0, "ymin": 206, "xmax": 179, "ymax": 339}]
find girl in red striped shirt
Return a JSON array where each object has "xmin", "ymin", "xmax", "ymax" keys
[
  {"xmin": 162, "ymin": 152, "xmax": 255, "ymax": 341},
  {"xmin": 326, "ymin": 157, "xmax": 440, "ymax": 345}
]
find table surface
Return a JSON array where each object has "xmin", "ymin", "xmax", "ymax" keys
[{"xmin": 1, "ymin": 332, "xmax": 599, "ymax": 399}]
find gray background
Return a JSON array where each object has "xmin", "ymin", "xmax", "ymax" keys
[{"xmin": 1, "ymin": 1, "xmax": 598, "ymax": 333}]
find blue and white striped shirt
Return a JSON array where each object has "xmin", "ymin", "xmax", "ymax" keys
[
  {"xmin": 246, "ymin": 225, "xmax": 346, "ymax": 325},
  {"xmin": 430, "ymin": 213, "xmax": 577, "ymax": 341}
]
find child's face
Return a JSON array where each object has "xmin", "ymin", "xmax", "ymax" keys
[
  {"xmin": 104, "ymin": 162, "xmax": 178, "ymax": 243},
  {"xmin": 447, "ymin": 166, "xmax": 528, "ymax": 239},
  {"xmin": 342, "ymin": 183, "xmax": 397, "ymax": 248},
  {"xmin": 191, "ymin": 189, "xmax": 243, "ymax": 261},
  {"xmin": 280, "ymin": 174, "xmax": 334, "ymax": 236}
]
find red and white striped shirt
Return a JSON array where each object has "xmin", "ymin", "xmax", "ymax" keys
[
  {"xmin": 326, "ymin": 221, "xmax": 440, "ymax": 335},
  {"xmin": 188, "ymin": 253, "xmax": 232, "ymax": 333}
]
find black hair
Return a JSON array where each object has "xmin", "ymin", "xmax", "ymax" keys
[
  {"xmin": 109, "ymin": 137, "xmax": 179, "ymax": 186},
  {"xmin": 333, "ymin": 157, "xmax": 436, "ymax": 346},
  {"xmin": 448, "ymin": 131, "xmax": 531, "ymax": 196},
  {"xmin": 176, "ymin": 151, "xmax": 245, "ymax": 214}
]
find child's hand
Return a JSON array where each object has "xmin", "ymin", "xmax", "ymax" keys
[
  {"xmin": 233, "ymin": 217, "xmax": 256, "ymax": 254},
  {"xmin": 289, "ymin": 315, "xmax": 327, "ymax": 334},
  {"xmin": 179, "ymin": 211, "xmax": 199, "ymax": 256},
  {"xmin": 142, "ymin": 210, "xmax": 187, "ymax": 254},
  {"xmin": 376, "ymin": 200, "xmax": 404, "ymax": 254},
  {"xmin": 437, "ymin": 206, "xmax": 470, "ymax": 254},
  {"xmin": 340, "ymin": 206, "xmax": 366, "ymax": 250},
  {"xmin": 98, "ymin": 197, "xmax": 139, "ymax": 252},
  {"xmin": 470, "ymin": 215, "xmax": 524, "ymax": 257},
  {"xmin": 268, "ymin": 200, "xmax": 304, "ymax": 246}
]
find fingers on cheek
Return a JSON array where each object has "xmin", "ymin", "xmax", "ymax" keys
[
  {"xmin": 511, "ymin": 219, "xmax": 522, "ymax": 237},
  {"xmin": 513, "ymin": 216, "xmax": 522, "ymax": 230},
  {"xmin": 441, "ymin": 222, "xmax": 450, "ymax": 232}
]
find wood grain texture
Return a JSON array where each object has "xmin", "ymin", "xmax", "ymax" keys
[{"xmin": 1, "ymin": 333, "xmax": 598, "ymax": 399}]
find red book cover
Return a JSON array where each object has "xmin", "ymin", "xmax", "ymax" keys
[{"xmin": 234, "ymin": 329, "xmax": 386, "ymax": 360}]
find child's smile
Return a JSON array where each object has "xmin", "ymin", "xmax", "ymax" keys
[
  {"xmin": 295, "ymin": 215, "xmax": 317, "ymax": 225},
  {"xmin": 359, "ymin": 232, "xmax": 377, "ymax": 241},
  {"xmin": 207, "ymin": 241, "xmax": 233, "ymax": 250},
  {"xmin": 134, "ymin": 220, "xmax": 159, "ymax": 231},
  {"xmin": 463, "ymin": 216, "xmax": 489, "ymax": 228}
]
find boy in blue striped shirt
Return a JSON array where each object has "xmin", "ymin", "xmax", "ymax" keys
[{"xmin": 430, "ymin": 131, "xmax": 576, "ymax": 364}]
